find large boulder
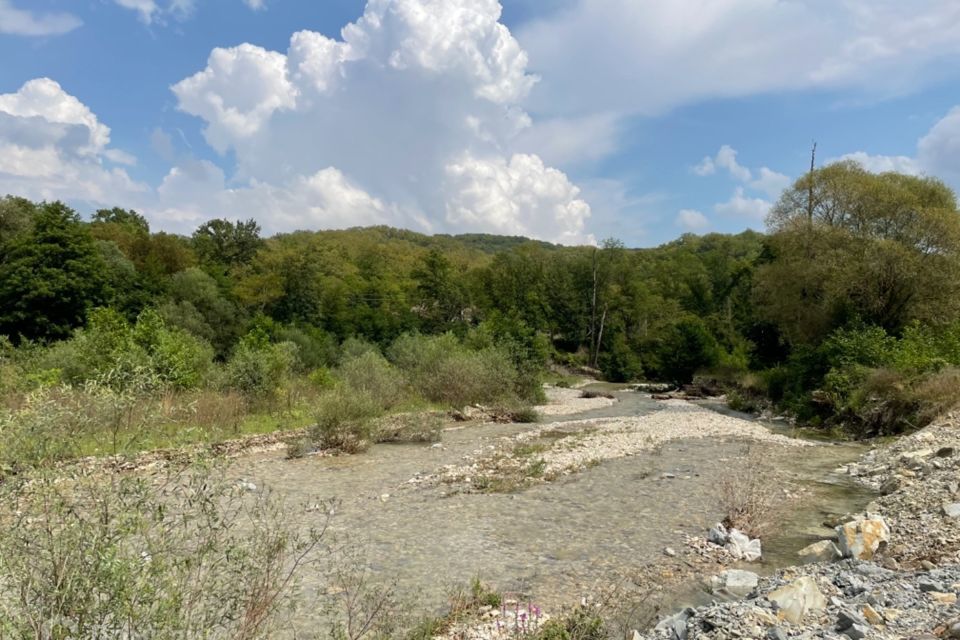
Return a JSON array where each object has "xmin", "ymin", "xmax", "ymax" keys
[
  {"xmin": 835, "ymin": 515, "xmax": 890, "ymax": 560},
  {"xmin": 767, "ymin": 576, "xmax": 827, "ymax": 624},
  {"xmin": 710, "ymin": 569, "xmax": 760, "ymax": 598},
  {"xmin": 797, "ymin": 540, "xmax": 842, "ymax": 564},
  {"xmin": 726, "ymin": 528, "xmax": 763, "ymax": 562}
]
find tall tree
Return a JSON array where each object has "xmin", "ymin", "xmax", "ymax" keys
[
  {"xmin": 756, "ymin": 161, "xmax": 960, "ymax": 344},
  {"xmin": 193, "ymin": 218, "xmax": 263, "ymax": 267},
  {"xmin": 0, "ymin": 202, "xmax": 108, "ymax": 342}
]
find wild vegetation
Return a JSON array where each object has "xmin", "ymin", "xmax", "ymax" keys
[{"xmin": 2, "ymin": 160, "xmax": 960, "ymax": 474}]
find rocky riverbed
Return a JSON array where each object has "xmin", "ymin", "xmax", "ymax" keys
[{"xmin": 632, "ymin": 412, "xmax": 960, "ymax": 640}]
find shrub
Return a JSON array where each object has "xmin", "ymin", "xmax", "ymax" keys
[
  {"xmin": 225, "ymin": 336, "xmax": 299, "ymax": 400},
  {"xmin": 598, "ymin": 333, "xmax": 642, "ymax": 383},
  {"xmin": 387, "ymin": 333, "xmax": 517, "ymax": 407},
  {"xmin": 716, "ymin": 447, "xmax": 782, "ymax": 539},
  {"xmin": 337, "ymin": 351, "xmax": 409, "ymax": 412},
  {"xmin": 308, "ymin": 389, "xmax": 383, "ymax": 453},
  {"xmin": 0, "ymin": 465, "xmax": 329, "ymax": 639},
  {"xmin": 0, "ymin": 388, "xmax": 85, "ymax": 475}
]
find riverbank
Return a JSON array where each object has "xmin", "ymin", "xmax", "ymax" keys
[{"xmin": 632, "ymin": 411, "xmax": 960, "ymax": 640}]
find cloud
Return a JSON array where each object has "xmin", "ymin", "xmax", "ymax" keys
[
  {"xmin": 830, "ymin": 151, "xmax": 921, "ymax": 175},
  {"xmin": 150, "ymin": 127, "xmax": 176, "ymax": 161},
  {"xmin": 444, "ymin": 153, "xmax": 592, "ymax": 243},
  {"xmin": 171, "ymin": 44, "xmax": 297, "ymax": 153},
  {"xmin": 0, "ymin": 0, "xmax": 81, "ymax": 36},
  {"xmin": 162, "ymin": 0, "xmax": 592, "ymax": 243},
  {"xmin": 0, "ymin": 79, "xmax": 146, "ymax": 204},
  {"xmin": 714, "ymin": 187, "xmax": 772, "ymax": 220},
  {"xmin": 113, "ymin": 0, "xmax": 158, "ymax": 24},
  {"xmin": 694, "ymin": 145, "xmax": 751, "ymax": 181},
  {"xmin": 830, "ymin": 105, "xmax": 960, "ymax": 189},
  {"xmin": 917, "ymin": 106, "xmax": 960, "ymax": 187},
  {"xmin": 516, "ymin": 0, "xmax": 960, "ymax": 118},
  {"xmin": 750, "ymin": 167, "xmax": 792, "ymax": 198},
  {"xmin": 694, "ymin": 144, "xmax": 791, "ymax": 212},
  {"xmin": 676, "ymin": 209, "xmax": 709, "ymax": 232},
  {"xmin": 112, "ymin": 0, "xmax": 260, "ymax": 24}
]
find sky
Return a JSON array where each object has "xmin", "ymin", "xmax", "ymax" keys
[{"xmin": 1, "ymin": 0, "xmax": 959, "ymax": 247}]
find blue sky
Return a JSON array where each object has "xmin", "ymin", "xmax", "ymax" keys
[{"xmin": 1, "ymin": 0, "xmax": 959, "ymax": 246}]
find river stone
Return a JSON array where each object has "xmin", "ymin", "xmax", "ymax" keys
[
  {"xmin": 708, "ymin": 523, "xmax": 729, "ymax": 546},
  {"xmin": 843, "ymin": 623, "xmax": 869, "ymax": 639},
  {"xmin": 768, "ymin": 576, "xmax": 827, "ymax": 624},
  {"xmin": 942, "ymin": 503, "xmax": 960, "ymax": 518},
  {"xmin": 726, "ymin": 528, "xmax": 762, "ymax": 562},
  {"xmin": 797, "ymin": 540, "xmax": 842, "ymax": 564},
  {"xmin": 835, "ymin": 515, "xmax": 890, "ymax": 560},
  {"xmin": 711, "ymin": 569, "xmax": 760, "ymax": 598}
]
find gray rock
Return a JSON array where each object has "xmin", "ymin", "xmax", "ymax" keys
[
  {"xmin": 768, "ymin": 627, "xmax": 788, "ymax": 640},
  {"xmin": 919, "ymin": 580, "xmax": 946, "ymax": 592},
  {"xmin": 708, "ymin": 523, "xmax": 729, "ymax": 546},
  {"xmin": 836, "ymin": 609, "xmax": 866, "ymax": 631},
  {"xmin": 843, "ymin": 623, "xmax": 869, "ymax": 639},
  {"xmin": 942, "ymin": 503, "xmax": 960, "ymax": 518}
]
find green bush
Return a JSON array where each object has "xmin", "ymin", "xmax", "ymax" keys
[
  {"xmin": 598, "ymin": 333, "xmax": 643, "ymax": 382},
  {"xmin": 308, "ymin": 388, "xmax": 383, "ymax": 453},
  {"xmin": 337, "ymin": 351, "xmax": 409, "ymax": 411},
  {"xmin": 224, "ymin": 330, "xmax": 299, "ymax": 399},
  {"xmin": 387, "ymin": 333, "xmax": 517, "ymax": 407},
  {"xmin": 654, "ymin": 317, "xmax": 721, "ymax": 384}
]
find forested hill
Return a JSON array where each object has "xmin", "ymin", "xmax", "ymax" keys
[{"xmin": 3, "ymin": 161, "xmax": 960, "ymax": 436}]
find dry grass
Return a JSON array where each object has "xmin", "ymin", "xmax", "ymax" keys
[{"xmin": 715, "ymin": 446, "xmax": 783, "ymax": 539}]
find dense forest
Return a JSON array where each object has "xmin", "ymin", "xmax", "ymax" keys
[{"xmin": 3, "ymin": 160, "xmax": 960, "ymax": 464}]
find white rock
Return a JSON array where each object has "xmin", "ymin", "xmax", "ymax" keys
[
  {"xmin": 725, "ymin": 528, "xmax": 762, "ymax": 562},
  {"xmin": 767, "ymin": 576, "xmax": 827, "ymax": 624},
  {"xmin": 797, "ymin": 540, "xmax": 842, "ymax": 564},
  {"xmin": 711, "ymin": 569, "xmax": 760, "ymax": 598},
  {"xmin": 942, "ymin": 503, "xmax": 960, "ymax": 518}
]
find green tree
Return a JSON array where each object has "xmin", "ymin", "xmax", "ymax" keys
[
  {"xmin": 0, "ymin": 195, "xmax": 36, "ymax": 245},
  {"xmin": 91, "ymin": 207, "xmax": 149, "ymax": 233},
  {"xmin": 756, "ymin": 162, "xmax": 960, "ymax": 344},
  {"xmin": 0, "ymin": 202, "xmax": 108, "ymax": 342},
  {"xmin": 193, "ymin": 218, "xmax": 263, "ymax": 267}
]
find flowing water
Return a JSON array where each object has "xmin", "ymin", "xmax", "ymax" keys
[{"xmin": 230, "ymin": 388, "xmax": 876, "ymax": 627}]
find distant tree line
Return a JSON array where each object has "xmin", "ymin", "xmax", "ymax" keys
[{"xmin": 3, "ymin": 160, "xmax": 960, "ymax": 435}]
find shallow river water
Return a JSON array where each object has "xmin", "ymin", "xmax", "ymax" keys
[{"xmin": 230, "ymin": 388, "xmax": 875, "ymax": 627}]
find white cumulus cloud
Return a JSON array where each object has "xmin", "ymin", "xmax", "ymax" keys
[
  {"xmin": 161, "ymin": 0, "xmax": 592, "ymax": 243},
  {"xmin": 830, "ymin": 106, "xmax": 960, "ymax": 190},
  {"xmin": 0, "ymin": 79, "xmax": 146, "ymax": 204},
  {"xmin": 0, "ymin": 0, "xmax": 81, "ymax": 36},
  {"xmin": 714, "ymin": 187, "xmax": 772, "ymax": 221}
]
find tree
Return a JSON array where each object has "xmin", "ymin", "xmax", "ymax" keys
[
  {"xmin": 0, "ymin": 195, "xmax": 36, "ymax": 245},
  {"xmin": 91, "ymin": 207, "xmax": 149, "ymax": 233},
  {"xmin": 655, "ymin": 317, "xmax": 721, "ymax": 384},
  {"xmin": 0, "ymin": 202, "xmax": 109, "ymax": 342},
  {"xmin": 192, "ymin": 218, "xmax": 263, "ymax": 267},
  {"xmin": 412, "ymin": 249, "xmax": 465, "ymax": 332},
  {"xmin": 756, "ymin": 161, "xmax": 960, "ymax": 345}
]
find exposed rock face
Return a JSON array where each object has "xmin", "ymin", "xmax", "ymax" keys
[
  {"xmin": 767, "ymin": 576, "xmax": 827, "ymax": 624},
  {"xmin": 797, "ymin": 540, "xmax": 842, "ymax": 564},
  {"xmin": 835, "ymin": 515, "xmax": 890, "ymax": 560}
]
